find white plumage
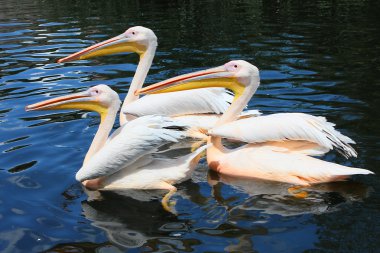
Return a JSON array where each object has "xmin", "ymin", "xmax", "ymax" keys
[
  {"xmin": 76, "ymin": 115, "xmax": 187, "ymax": 182},
  {"xmin": 102, "ymin": 144, "xmax": 208, "ymax": 190},
  {"xmin": 175, "ymin": 109, "xmax": 261, "ymax": 127},
  {"xmin": 105, "ymin": 89, "xmax": 238, "ymax": 142},
  {"xmin": 209, "ymin": 113, "xmax": 357, "ymax": 158},
  {"xmin": 123, "ymin": 88, "xmax": 233, "ymax": 117}
]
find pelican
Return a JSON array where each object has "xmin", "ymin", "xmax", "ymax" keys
[
  {"xmin": 137, "ymin": 60, "xmax": 373, "ymax": 186},
  {"xmin": 57, "ymin": 26, "xmax": 260, "ymax": 127},
  {"xmin": 26, "ymin": 84, "xmax": 207, "ymax": 211}
]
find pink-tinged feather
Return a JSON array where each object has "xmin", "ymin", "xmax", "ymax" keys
[{"xmin": 207, "ymin": 143, "xmax": 373, "ymax": 186}]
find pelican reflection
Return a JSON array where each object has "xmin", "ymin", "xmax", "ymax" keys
[{"xmin": 208, "ymin": 171, "xmax": 370, "ymax": 216}]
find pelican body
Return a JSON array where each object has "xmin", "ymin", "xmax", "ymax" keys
[
  {"xmin": 26, "ymin": 85, "xmax": 206, "ymax": 211},
  {"xmin": 137, "ymin": 60, "xmax": 373, "ymax": 186}
]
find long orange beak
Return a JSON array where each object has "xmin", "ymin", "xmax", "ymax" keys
[
  {"xmin": 26, "ymin": 91, "xmax": 90, "ymax": 111},
  {"xmin": 25, "ymin": 90, "xmax": 107, "ymax": 117},
  {"xmin": 57, "ymin": 34, "xmax": 146, "ymax": 63},
  {"xmin": 135, "ymin": 65, "xmax": 244, "ymax": 97}
]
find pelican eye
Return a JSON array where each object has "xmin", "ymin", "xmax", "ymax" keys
[{"xmin": 91, "ymin": 89, "xmax": 100, "ymax": 96}]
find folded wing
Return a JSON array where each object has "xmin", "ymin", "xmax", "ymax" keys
[
  {"xmin": 209, "ymin": 113, "xmax": 357, "ymax": 158},
  {"xmin": 123, "ymin": 88, "xmax": 233, "ymax": 117},
  {"xmin": 101, "ymin": 144, "xmax": 209, "ymax": 190},
  {"xmin": 76, "ymin": 116, "xmax": 187, "ymax": 181}
]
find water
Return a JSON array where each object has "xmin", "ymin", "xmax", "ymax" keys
[{"xmin": 1, "ymin": 0, "xmax": 380, "ymax": 252}]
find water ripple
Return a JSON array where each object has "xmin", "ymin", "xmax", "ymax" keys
[{"xmin": 0, "ymin": 0, "xmax": 379, "ymax": 252}]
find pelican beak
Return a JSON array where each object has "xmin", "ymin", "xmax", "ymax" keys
[
  {"xmin": 57, "ymin": 34, "xmax": 147, "ymax": 63},
  {"xmin": 135, "ymin": 65, "xmax": 245, "ymax": 98},
  {"xmin": 25, "ymin": 90, "xmax": 107, "ymax": 116}
]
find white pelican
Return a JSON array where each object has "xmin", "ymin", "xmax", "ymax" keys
[
  {"xmin": 137, "ymin": 60, "xmax": 373, "ymax": 186},
  {"xmin": 57, "ymin": 26, "xmax": 260, "ymax": 127},
  {"xmin": 26, "ymin": 84, "xmax": 207, "ymax": 211}
]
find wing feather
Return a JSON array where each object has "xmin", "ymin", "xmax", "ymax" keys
[
  {"xmin": 76, "ymin": 116, "xmax": 187, "ymax": 181},
  {"xmin": 102, "ymin": 144, "xmax": 209, "ymax": 190},
  {"xmin": 209, "ymin": 113, "xmax": 357, "ymax": 158},
  {"xmin": 175, "ymin": 110, "xmax": 261, "ymax": 139},
  {"xmin": 123, "ymin": 88, "xmax": 233, "ymax": 117}
]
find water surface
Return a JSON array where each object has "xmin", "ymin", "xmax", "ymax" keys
[{"xmin": 1, "ymin": 0, "xmax": 380, "ymax": 252}]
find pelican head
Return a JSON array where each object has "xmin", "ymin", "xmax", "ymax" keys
[
  {"xmin": 136, "ymin": 60, "xmax": 260, "ymax": 99},
  {"xmin": 26, "ymin": 85, "xmax": 121, "ymax": 120},
  {"xmin": 58, "ymin": 26, "xmax": 157, "ymax": 63}
]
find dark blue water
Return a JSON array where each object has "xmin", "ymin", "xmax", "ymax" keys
[{"xmin": 1, "ymin": 0, "xmax": 380, "ymax": 252}]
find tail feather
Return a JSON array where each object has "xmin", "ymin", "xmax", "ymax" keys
[{"xmin": 308, "ymin": 115, "xmax": 357, "ymax": 158}]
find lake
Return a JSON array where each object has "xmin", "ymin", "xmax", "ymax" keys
[{"xmin": 1, "ymin": 0, "xmax": 379, "ymax": 252}]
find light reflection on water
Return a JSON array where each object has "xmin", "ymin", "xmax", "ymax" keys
[{"xmin": 0, "ymin": 0, "xmax": 380, "ymax": 252}]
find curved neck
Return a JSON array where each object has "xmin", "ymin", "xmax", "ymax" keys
[
  {"xmin": 84, "ymin": 105, "xmax": 119, "ymax": 164},
  {"xmin": 215, "ymin": 78, "xmax": 259, "ymax": 127},
  {"xmin": 120, "ymin": 44, "xmax": 157, "ymax": 125},
  {"xmin": 209, "ymin": 77, "xmax": 259, "ymax": 152}
]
